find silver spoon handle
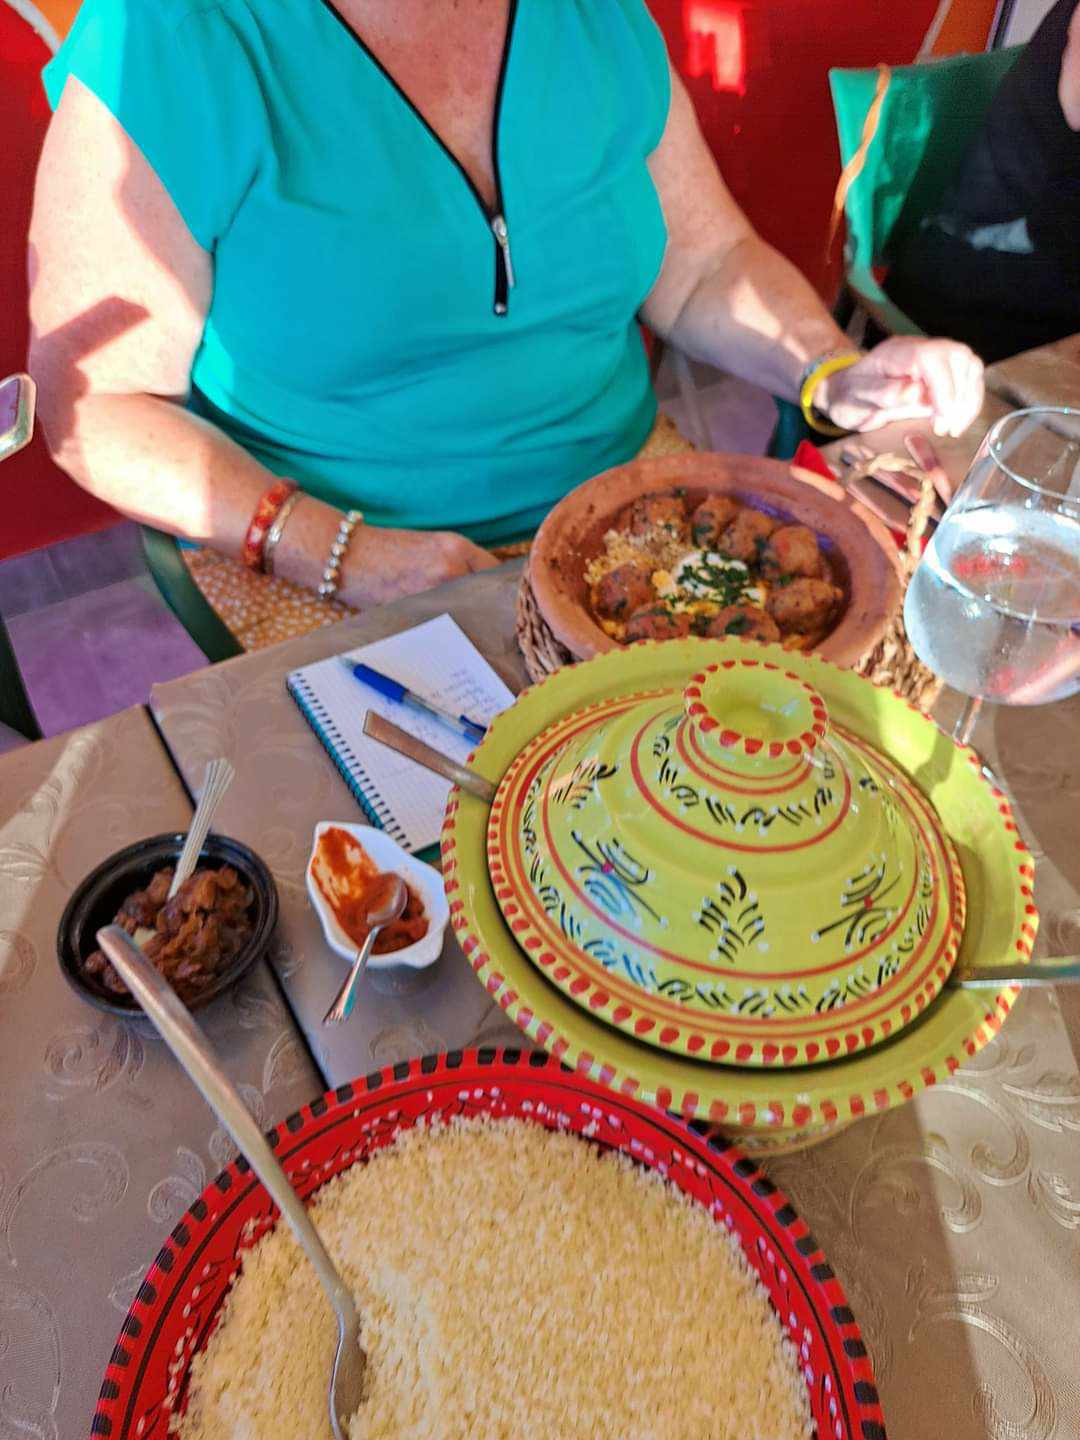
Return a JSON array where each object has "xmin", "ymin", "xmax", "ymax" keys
[
  {"xmin": 362, "ymin": 712, "xmax": 496, "ymax": 803},
  {"xmin": 168, "ymin": 758, "xmax": 236, "ymax": 899},
  {"xmin": 949, "ymin": 955, "xmax": 1080, "ymax": 988},
  {"xmin": 95, "ymin": 925, "xmax": 358, "ymax": 1329},
  {"xmin": 323, "ymin": 925, "xmax": 383, "ymax": 1026}
]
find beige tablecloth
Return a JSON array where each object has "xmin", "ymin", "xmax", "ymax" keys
[
  {"xmin": 0, "ymin": 707, "xmax": 321, "ymax": 1439},
  {"xmin": 149, "ymin": 539, "xmax": 1080, "ymax": 1438},
  {"xmin": 986, "ymin": 332, "xmax": 1080, "ymax": 413}
]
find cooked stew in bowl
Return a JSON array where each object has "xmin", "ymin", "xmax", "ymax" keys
[
  {"xmin": 585, "ymin": 488, "xmax": 845, "ymax": 648},
  {"xmin": 81, "ymin": 864, "xmax": 256, "ymax": 1004}
]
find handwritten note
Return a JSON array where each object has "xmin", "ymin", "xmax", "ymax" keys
[{"xmin": 288, "ymin": 615, "xmax": 515, "ymax": 852}]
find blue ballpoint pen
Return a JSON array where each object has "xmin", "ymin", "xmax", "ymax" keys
[{"xmin": 341, "ymin": 659, "xmax": 488, "ymax": 744}]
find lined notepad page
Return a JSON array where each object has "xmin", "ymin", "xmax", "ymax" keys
[{"xmin": 287, "ymin": 614, "xmax": 515, "ymax": 852}]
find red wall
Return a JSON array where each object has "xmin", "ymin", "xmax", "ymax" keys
[
  {"xmin": 648, "ymin": 0, "xmax": 940, "ymax": 298},
  {"xmin": 1, "ymin": 5, "xmax": 118, "ymax": 560}
]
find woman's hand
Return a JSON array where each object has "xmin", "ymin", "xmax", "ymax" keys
[
  {"xmin": 343, "ymin": 524, "xmax": 499, "ymax": 608},
  {"xmin": 818, "ymin": 337, "xmax": 985, "ymax": 438}
]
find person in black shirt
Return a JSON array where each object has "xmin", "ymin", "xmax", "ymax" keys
[{"xmin": 887, "ymin": 0, "xmax": 1080, "ymax": 362}]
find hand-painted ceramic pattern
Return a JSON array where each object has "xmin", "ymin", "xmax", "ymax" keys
[
  {"xmin": 442, "ymin": 638, "xmax": 1037, "ymax": 1152},
  {"xmin": 488, "ymin": 658, "xmax": 965, "ymax": 1066}
]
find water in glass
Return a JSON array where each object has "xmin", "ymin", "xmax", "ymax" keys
[{"xmin": 903, "ymin": 407, "xmax": 1080, "ymax": 713}]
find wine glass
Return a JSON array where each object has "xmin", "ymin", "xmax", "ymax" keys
[{"xmin": 903, "ymin": 406, "xmax": 1080, "ymax": 746}]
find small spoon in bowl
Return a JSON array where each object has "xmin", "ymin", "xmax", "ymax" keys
[
  {"xmin": 323, "ymin": 874, "xmax": 408, "ymax": 1026},
  {"xmin": 94, "ymin": 924, "xmax": 366, "ymax": 1438}
]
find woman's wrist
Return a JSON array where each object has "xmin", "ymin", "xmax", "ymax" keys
[{"xmin": 801, "ymin": 349, "xmax": 863, "ymax": 432}]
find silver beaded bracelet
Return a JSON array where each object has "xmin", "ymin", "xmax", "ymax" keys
[{"xmin": 318, "ymin": 509, "xmax": 364, "ymax": 601}]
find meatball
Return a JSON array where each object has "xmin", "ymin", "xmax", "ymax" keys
[
  {"xmin": 718, "ymin": 507, "xmax": 779, "ymax": 563},
  {"xmin": 621, "ymin": 491, "xmax": 690, "ymax": 542},
  {"xmin": 760, "ymin": 524, "xmax": 824, "ymax": 580},
  {"xmin": 593, "ymin": 561, "xmax": 655, "ymax": 620},
  {"xmin": 690, "ymin": 495, "xmax": 741, "ymax": 548},
  {"xmin": 624, "ymin": 605, "xmax": 692, "ymax": 642},
  {"xmin": 705, "ymin": 604, "xmax": 781, "ymax": 643},
  {"xmin": 766, "ymin": 577, "xmax": 843, "ymax": 635}
]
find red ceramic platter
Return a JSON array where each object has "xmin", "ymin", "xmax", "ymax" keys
[{"xmin": 90, "ymin": 1051, "xmax": 885, "ymax": 1440}]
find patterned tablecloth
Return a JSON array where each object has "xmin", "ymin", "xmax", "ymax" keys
[
  {"xmin": 986, "ymin": 332, "xmax": 1080, "ymax": 413},
  {"xmin": 0, "ymin": 707, "xmax": 321, "ymax": 1440},
  {"xmin": 150, "ymin": 460, "xmax": 1080, "ymax": 1435}
]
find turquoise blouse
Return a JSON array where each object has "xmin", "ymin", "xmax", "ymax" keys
[{"xmin": 45, "ymin": 0, "xmax": 671, "ymax": 543}]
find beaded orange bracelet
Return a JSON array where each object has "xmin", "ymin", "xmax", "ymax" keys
[{"xmin": 241, "ymin": 479, "xmax": 298, "ymax": 573}]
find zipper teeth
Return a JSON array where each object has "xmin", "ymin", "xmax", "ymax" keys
[
  {"xmin": 317, "ymin": 0, "xmax": 518, "ymax": 309},
  {"xmin": 489, "ymin": 0, "xmax": 520, "ymax": 222}
]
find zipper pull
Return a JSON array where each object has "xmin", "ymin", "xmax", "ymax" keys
[
  {"xmin": 492, "ymin": 214, "xmax": 515, "ymax": 289},
  {"xmin": 491, "ymin": 213, "xmax": 515, "ymax": 316}
]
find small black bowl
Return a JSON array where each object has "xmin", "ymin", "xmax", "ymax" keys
[{"xmin": 57, "ymin": 832, "xmax": 278, "ymax": 1015}]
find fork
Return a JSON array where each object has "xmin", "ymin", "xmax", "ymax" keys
[{"xmin": 168, "ymin": 758, "xmax": 236, "ymax": 899}]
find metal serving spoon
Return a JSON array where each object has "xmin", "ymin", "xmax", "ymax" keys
[
  {"xmin": 322, "ymin": 874, "xmax": 408, "ymax": 1026},
  {"xmin": 168, "ymin": 758, "xmax": 236, "ymax": 899},
  {"xmin": 362, "ymin": 713, "xmax": 496, "ymax": 802},
  {"xmin": 95, "ymin": 925, "xmax": 366, "ymax": 1437},
  {"xmin": 947, "ymin": 955, "xmax": 1080, "ymax": 988}
]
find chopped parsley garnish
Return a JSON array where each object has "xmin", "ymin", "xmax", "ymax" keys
[{"xmin": 675, "ymin": 555, "xmax": 753, "ymax": 608}]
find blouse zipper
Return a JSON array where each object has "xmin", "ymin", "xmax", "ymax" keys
[
  {"xmin": 491, "ymin": 213, "xmax": 514, "ymax": 316},
  {"xmin": 316, "ymin": 0, "xmax": 519, "ymax": 317},
  {"xmin": 484, "ymin": 0, "xmax": 519, "ymax": 316}
]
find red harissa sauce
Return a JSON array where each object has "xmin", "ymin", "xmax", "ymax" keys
[{"xmin": 311, "ymin": 826, "xmax": 428, "ymax": 953}]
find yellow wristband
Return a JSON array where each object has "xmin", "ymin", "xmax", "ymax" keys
[{"xmin": 799, "ymin": 351, "xmax": 861, "ymax": 437}]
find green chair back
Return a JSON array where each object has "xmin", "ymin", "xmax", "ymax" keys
[
  {"xmin": 829, "ymin": 47, "xmax": 1022, "ymax": 279},
  {"xmin": 771, "ymin": 47, "xmax": 1020, "ymax": 459},
  {"xmin": 0, "ymin": 613, "xmax": 41, "ymax": 740},
  {"xmin": 140, "ymin": 527, "xmax": 243, "ymax": 663}
]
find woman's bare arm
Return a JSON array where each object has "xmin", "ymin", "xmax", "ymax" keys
[
  {"xmin": 642, "ymin": 61, "xmax": 984, "ymax": 438},
  {"xmin": 641, "ymin": 66, "xmax": 849, "ymax": 403},
  {"xmin": 28, "ymin": 78, "xmax": 494, "ymax": 608}
]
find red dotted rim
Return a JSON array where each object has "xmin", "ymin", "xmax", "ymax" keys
[
  {"xmin": 685, "ymin": 658, "xmax": 829, "ymax": 758},
  {"xmin": 441, "ymin": 638, "xmax": 1036, "ymax": 1132},
  {"xmin": 90, "ymin": 1051, "xmax": 886, "ymax": 1440}
]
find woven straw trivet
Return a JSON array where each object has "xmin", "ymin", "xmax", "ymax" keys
[{"xmin": 515, "ymin": 468, "xmax": 944, "ymax": 712}]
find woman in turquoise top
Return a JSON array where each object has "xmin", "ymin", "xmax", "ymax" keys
[{"xmin": 29, "ymin": 0, "xmax": 983, "ymax": 611}]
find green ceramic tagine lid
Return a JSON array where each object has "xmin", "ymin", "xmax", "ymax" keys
[{"xmin": 487, "ymin": 654, "xmax": 966, "ymax": 1067}]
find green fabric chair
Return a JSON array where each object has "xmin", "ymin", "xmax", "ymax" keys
[
  {"xmin": 771, "ymin": 45, "xmax": 1022, "ymax": 460},
  {"xmin": 140, "ymin": 527, "xmax": 243, "ymax": 663},
  {"xmin": 0, "ymin": 613, "xmax": 41, "ymax": 741},
  {"xmin": 828, "ymin": 45, "xmax": 1023, "ymax": 335}
]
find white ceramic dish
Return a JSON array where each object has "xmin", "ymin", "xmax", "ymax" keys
[{"xmin": 306, "ymin": 822, "xmax": 449, "ymax": 971}]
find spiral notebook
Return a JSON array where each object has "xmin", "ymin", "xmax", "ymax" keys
[{"xmin": 287, "ymin": 614, "xmax": 515, "ymax": 853}]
